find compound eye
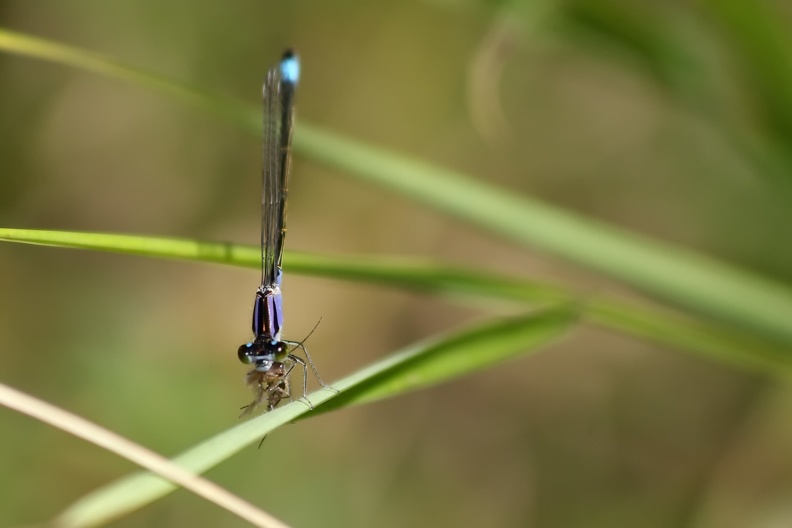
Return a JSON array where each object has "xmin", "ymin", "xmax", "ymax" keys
[
  {"xmin": 238, "ymin": 343, "xmax": 255, "ymax": 364},
  {"xmin": 267, "ymin": 340, "xmax": 287, "ymax": 358}
]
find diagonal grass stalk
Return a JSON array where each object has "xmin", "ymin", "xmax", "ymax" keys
[
  {"xmin": 1, "ymin": 228, "xmax": 790, "ymax": 375},
  {"xmin": 53, "ymin": 309, "xmax": 575, "ymax": 527},
  {"xmin": 0, "ymin": 28, "xmax": 790, "ymax": 343}
]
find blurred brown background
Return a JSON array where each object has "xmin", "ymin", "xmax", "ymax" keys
[{"xmin": 1, "ymin": 1, "xmax": 791, "ymax": 527}]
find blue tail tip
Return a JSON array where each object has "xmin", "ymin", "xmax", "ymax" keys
[{"xmin": 279, "ymin": 49, "xmax": 300, "ymax": 84}]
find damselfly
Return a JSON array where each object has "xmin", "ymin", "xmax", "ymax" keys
[{"xmin": 237, "ymin": 50, "xmax": 329, "ymax": 415}]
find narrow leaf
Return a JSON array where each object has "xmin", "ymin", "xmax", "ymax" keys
[
  {"xmin": 56, "ymin": 309, "xmax": 575, "ymax": 526},
  {"xmin": 1, "ymin": 228, "xmax": 790, "ymax": 374},
  {"xmin": 0, "ymin": 30, "xmax": 791, "ymax": 341}
]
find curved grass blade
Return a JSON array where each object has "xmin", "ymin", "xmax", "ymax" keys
[
  {"xmin": 311, "ymin": 308, "xmax": 577, "ymax": 414},
  {"xmin": 588, "ymin": 300, "xmax": 792, "ymax": 376},
  {"xmin": 1, "ymin": 29, "xmax": 791, "ymax": 343},
  {"xmin": 1, "ymin": 228, "xmax": 790, "ymax": 375},
  {"xmin": 0, "ymin": 28, "xmax": 254, "ymax": 131},
  {"xmin": 294, "ymin": 124, "xmax": 792, "ymax": 344},
  {"xmin": 0, "ymin": 383, "xmax": 288, "ymax": 528},
  {"xmin": 55, "ymin": 309, "xmax": 575, "ymax": 527}
]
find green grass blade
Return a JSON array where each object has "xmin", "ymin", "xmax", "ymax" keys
[
  {"xmin": 0, "ymin": 227, "xmax": 566, "ymax": 303},
  {"xmin": 55, "ymin": 309, "xmax": 575, "ymax": 527},
  {"xmin": 1, "ymin": 28, "xmax": 791, "ymax": 343},
  {"xmin": 0, "ymin": 28, "xmax": 255, "ymax": 131},
  {"xmin": 2, "ymin": 228, "xmax": 790, "ymax": 375},
  {"xmin": 588, "ymin": 299, "xmax": 792, "ymax": 375},
  {"xmin": 294, "ymin": 124, "xmax": 792, "ymax": 343},
  {"xmin": 313, "ymin": 307, "xmax": 577, "ymax": 413},
  {"xmin": 0, "ymin": 228, "xmax": 255, "ymax": 265}
]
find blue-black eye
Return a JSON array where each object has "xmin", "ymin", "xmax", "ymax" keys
[{"xmin": 238, "ymin": 343, "xmax": 255, "ymax": 364}]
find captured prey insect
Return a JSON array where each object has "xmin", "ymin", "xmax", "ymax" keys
[{"xmin": 237, "ymin": 49, "xmax": 331, "ymax": 415}]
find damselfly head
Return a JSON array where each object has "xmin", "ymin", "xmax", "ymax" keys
[{"xmin": 237, "ymin": 338, "xmax": 288, "ymax": 365}]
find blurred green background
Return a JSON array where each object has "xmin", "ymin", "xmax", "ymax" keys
[{"xmin": 2, "ymin": 0, "xmax": 792, "ymax": 527}]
